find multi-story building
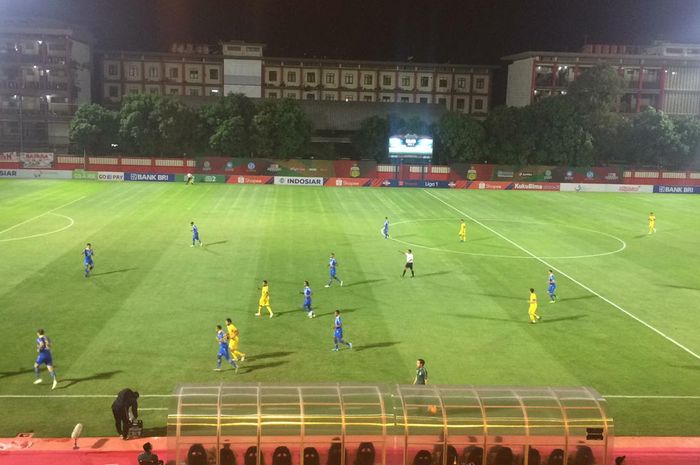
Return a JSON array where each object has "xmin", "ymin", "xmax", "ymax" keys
[
  {"xmin": 98, "ymin": 41, "xmax": 494, "ymax": 117},
  {"xmin": 0, "ymin": 18, "xmax": 92, "ymax": 151},
  {"xmin": 503, "ymin": 42, "xmax": 700, "ymax": 116},
  {"xmin": 221, "ymin": 41, "xmax": 493, "ymax": 115},
  {"xmin": 99, "ymin": 43, "xmax": 224, "ymax": 104}
]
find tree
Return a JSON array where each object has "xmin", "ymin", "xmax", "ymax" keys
[
  {"xmin": 529, "ymin": 96, "xmax": 594, "ymax": 165},
  {"xmin": 435, "ymin": 111, "xmax": 485, "ymax": 163},
  {"xmin": 622, "ymin": 108, "xmax": 683, "ymax": 167},
  {"xmin": 351, "ymin": 116, "xmax": 389, "ymax": 162},
  {"xmin": 253, "ymin": 99, "xmax": 312, "ymax": 157},
  {"xmin": 118, "ymin": 94, "xmax": 202, "ymax": 155},
  {"xmin": 483, "ymin": 105, "xmax": 536, "ymax": 164},
  {"xmin": 568, "ymin": 65, "xmax": 624, "ymax": 114},
  {"xmin": 671, "ymin": 116, "xmax": 700, "ymax": 168},
  {"xmin": 201, "ymin": 94, "xmax": 256, "ymax": 156},
  {"xmin": 69, "ymin": 103, "xmax": 118, "ymax": 154}
]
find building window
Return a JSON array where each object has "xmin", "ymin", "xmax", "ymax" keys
[
  {"xmin": 189, "ymin": 69, "xmax": 199, "ymax": 80},
  {"xmin": 286, "ymin": 93, "xmax": 297, "ymax": 99},
  {"xmin": 108, "ymin": 86, "xmax": 119, "ymax": 98},
  {"xmin": 148, "ymin": 67, "xmax": 158, "ymax": 78},
  {"xmin": 344, "ymin": 74, "xmax": 354, "ymax": 85},
  {"xmin": 209, "ymin": 68, "xmax": 219, "ymax": 80},
  {"xmin": 400, "ymin": 96, "xmax": 409, "ymax": 102},
  {"xmin": 268, "ymin": 91, "xmax": 278, "ymax": 99},
  {"xmin": 306, "ymin": 72, "xmax": 316, "ymax": 83},
  {"xmin": 129, "ymin": 88, "xmax": 139, "ymax": 94},
  {"xmin": 401, "ymin": 76, "xmax": 411, "ymax": 87},
  {"xmin": 382, "ymin": 95, "xmax": 391, "ymax": 102},
  {"xmin": 128, "ymin": 66, "xmax": 137, "ymax": 77},
  {"xmin": 438, "ymin": 97, "xmax": 447, "ymax": 105},
  {"xmin": 474, "ymin": 99, "xmax": 484, "ymax": 110},
  {"xmin": 268, "ymin": 70, "xmax": 278, "ymax": 81},
  {"xmin": 306, "ymin": 93, "xmax": 315, "ymax": 100},
  {"xmin": 210, "ymin": 89, "xmax": 220, "ymax": 96},
  {"xmin": 457, "ymin": 78, "xmax": 466, "ymax": 89},
  {"xmin": 149, "ymin": 87, "xmax": 159, "ymax": 94},
  {"xmin": 419, "ymin": 97, "xmax": 428, "ymax": 103},
  {"xmin": 326, "ymin": 73, "xmax": 335, "ymax": 84},
  {"xmin": 344, "ymin": 95, "xmax": 354, "ymax": 101},
  {"xmin": 169, "ymin": 88, "xmax": 180, "ymax": 95},
  {"xmin": 169, "ymin": 68, "xmax": 179, "ymax": 79},
  {"xmin": 475, "ymin": 78, "xmax": 485, "ymax": 89},
  {"xmin": 325, "ymin": 94, "xmax": 336, "ymax": 100},
  {"xmin": 188, "ymin": 88, "xmax": 200, "ymax": 96},
  {"xmin": 439, "ymin": 78, "xmax": 448, "ymax": 88},
  {"xmin": 363, "ymin": 95, "xmax": 373, "ymax": 102},
  {"xmin": 420, "ymin": 76, "xmax": 429, "ymax": 87},
  {"xmin": 287, "ymin": 71, "xmax": 297, "ymax": 83},
  {"xmin": 108, "ymin": 64, "xmax": 118, "ymax": 76},
  {"xmin": 382, "ymin": 75, "xmax": 392, "ymax": 86},
  {"xmin": 456, "ymin": 98, "xmax": 465, "ymax": 110},
  {"xmin": 364, "ymin": 75, "xmax": 373, "ymax": 85}
]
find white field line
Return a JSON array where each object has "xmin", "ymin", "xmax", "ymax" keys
[
  {"xmin": 423, "ymin": 189, "xmax": 700, "ymax": 362},
  {"xmin": 0, "ymin": 213, "xmax": 74, "ymax": 242},
  {"xmin": 0, "ymin": 196, "xmax": 86, "ymax": 236},
  {"xmin": 0, "ymin": 393, "xmax": 697, "ymax": 400}
]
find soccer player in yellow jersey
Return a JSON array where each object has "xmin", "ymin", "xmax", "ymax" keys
[
  {"xmin": 648, "ymin": 212, "xmax": 656, "ymax": 235},
  {"xmin": 528, "ymin": 288, "xmax": 540, "ymax": 324},
  {"xmin": 225, "ymin": 318, "xmax": 246, "ymax": 362},
  {"xmin": 256, "ymin": 280, "xmax": 273, "ymax": 318},
  {"xmin": 459, "ymin": 219, "xmax": 467, "ymax": 242}
]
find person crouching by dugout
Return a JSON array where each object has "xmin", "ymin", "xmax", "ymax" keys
[
  {"xmin": 112, "ymin": 388, "xmax": 139, "ymax": 440},
  {"xmin": 138, "ymin": 442, "xmax": 164, "ymax": 465}
]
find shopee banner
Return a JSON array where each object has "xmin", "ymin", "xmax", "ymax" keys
[
  {"xmin": 227, "ymin": 175, "xmax": 274, "ymax": 184},
  {"xmin": 466, "ymin": 181, "xmax": 513, "ymax": 190},
  {"xmin": 324, "ymin": 177, "xmax": 372, "ymax": 187}
]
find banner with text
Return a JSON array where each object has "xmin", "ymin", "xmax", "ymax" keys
[
  {"xmin": 0, "ymin": 169, "xmax": 71, "ymax": 179},
  {"xmin": 274, "ymin": 176, "xmax": 324, "ymax": 186},
  {"xmin": 20, "ymin": 152, "xmax": 54, "ymax": 169},
  {"xmin": 653, "ymin": 185, "xmax": 700, "ymax": 194},
  {"xmin": 97, "ymin": 171, "xmax": 125, "ymax": 181},
  {"xmin": 227, "ymin": 175, "xmax": 274, "ymax": 184},
  {"xmin": 125, "ymin": 173, "xmax": 175, "ymax": 182}
]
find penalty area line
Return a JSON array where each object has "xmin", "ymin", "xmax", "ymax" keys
[
  {"xmin": 0, "ymin": 196, "xmax": 86, "ymax": 236},
  {"xmin": 423, "ymin": 189, "xmax": 700, "ymax": 362}
]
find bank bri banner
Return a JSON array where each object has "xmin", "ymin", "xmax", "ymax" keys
[
  {"xmin": 125, "ymin": 173, "xmax": 175, "ymax": 182},
  {"xmin": 653, "ymin": 185, "xmax": 700, "ymax": 194}
]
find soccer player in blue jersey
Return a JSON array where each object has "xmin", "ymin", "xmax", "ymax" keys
[
  {"xmin": 332, "ymin": 309, "xmax": 352, "ymax": 351},
  {"xmin": 547, "ymin": 270, "xmax": 558, "ymax": 303},
  {"xmin": 215, "ymin": 325, "xmax": 238, "ymax": 372},
  {"xmin": 301, "ymin": 280, "xmax": 316, "ymax": 318},
  {"xmin": 383, "ymin": 217, "xmax": 389, "ymax": 239},
  {"xmin": 325, "ymin": 253, "xmax": 343, "ymax": 287},
  {"xmin": 33, "ymin": 329, "xmax": 58, "ymax": 389},
  {"xmin": 191, "ymin": 221, "xmax": 203, "ymax": 247},
  {"xmin": 83, "ymin": 243, "xmax": 94, "ymax": 277}
]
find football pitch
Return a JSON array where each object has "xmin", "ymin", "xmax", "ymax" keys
[{"xmin": 1, "ymin": 179, "xmax": 699, "ymax": 438}]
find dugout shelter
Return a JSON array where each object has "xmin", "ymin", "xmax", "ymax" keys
[{"xmin": 168, "ymin": 384, "xmax": 613, "ymax": 465}]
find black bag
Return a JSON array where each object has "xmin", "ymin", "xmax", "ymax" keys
[{"xmin": 127, "ymin": 419, "xmax": 143, "ymax": 439}]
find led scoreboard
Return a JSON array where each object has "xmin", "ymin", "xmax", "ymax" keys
[{"xmin": 388, "ymin": 134, "xmax": 433, "ymax": 161}]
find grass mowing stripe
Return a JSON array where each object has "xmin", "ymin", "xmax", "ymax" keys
[
  {"xmin": 0, "ymin": 196, "xmax": 86, "ymax": 235},
  {"xmin": 424, "ymin": 189, "xmax": 700, "ymax": 362}
]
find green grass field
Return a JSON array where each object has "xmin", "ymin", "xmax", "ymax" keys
[{"xmin": 1, "ymin": 179, "xmax": 699, "ymax": 438}]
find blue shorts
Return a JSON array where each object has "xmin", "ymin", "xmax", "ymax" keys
[
  {"xmin": 330, "ymin": 269, "xmax": 336, "ymax": 278},
  {"xmin": 193, "ymin": 234, "xmax": 199, "ymax": 241},
  {"xmin": 548, "ymin": 284, "xmax": 556, "ymax": 294},
  {"xmin": 218, "ymin": 347, "xmax": 230, "ymax": 359},
  {"xmin": 303, "ymin": 298, "xmax": 312, "ymax": 307},
  {"xmin": 334, "ymin": 330, "xmax": 343, "ymax": 340},
  {"xmin": 84, "ymin": 258, "xmax": 93, "ymax": 266},
  {"xmin": 36, "ymin": 351, "xmax": 53, "ymax": 366}
]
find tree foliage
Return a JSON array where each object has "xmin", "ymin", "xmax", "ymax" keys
[
  {"xmin": 435, "ymin": 112, "xmax": 485, "ymax": 163},
  {"xmin": 69, "ymin": 103, "xmax": 118, "ymax": 154},
  {"xmin": 568, "ymin": 65, "xmax": 624, "ymax": 114},
  {"xmin": 253, "ymin": 99, "xmax": 312, "ymax": 157},
  {"xmin": 202, "ymin": 93, "xmax": 256, "ymax": 156},
  {"xmin": 351, "ymin": 115, "xmax": 389, "ymax": 162}
]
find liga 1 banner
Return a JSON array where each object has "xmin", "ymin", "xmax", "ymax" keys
[{"xmin": 20, "ymin": 152, "xmax": 54, "ymax": 169}]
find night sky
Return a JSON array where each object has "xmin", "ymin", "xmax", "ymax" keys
[
  {"xmin": 4, "ymin": 0, "xmax": 700, "ymax": 103},
  {"xmin": 4, "ymin": 0, "xmax": 700, "ymax": 63}
]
